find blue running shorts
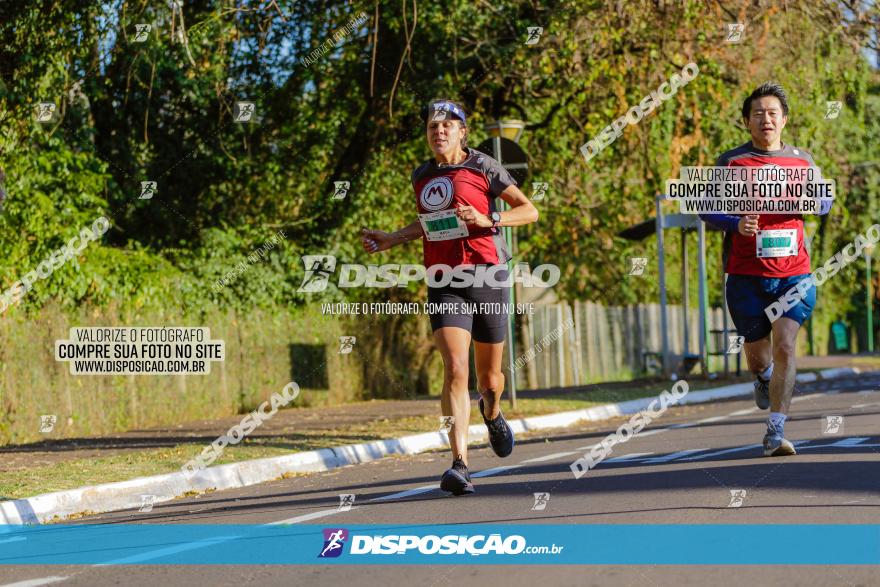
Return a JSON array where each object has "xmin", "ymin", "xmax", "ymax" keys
[{"xmin": 726, "ymin": 273, "xmax": 816, "ymax": 342}]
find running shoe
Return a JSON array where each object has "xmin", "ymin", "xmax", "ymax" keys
[
  {"xmin": 753, "ymin": 374, "xmax": 771, "ymax": 410},
  {"xmin": 479, "ymin": 397, "xmax": 514, "ymax": 458},
  {"xmin": 440, "ymin": 455, "xmax": 475, "ymax": 496},
  {"xmin": 763, "ymin": 424, "xmax": 796, "ymax": 457}
]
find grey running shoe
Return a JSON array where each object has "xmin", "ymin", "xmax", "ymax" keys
[
  {"xmin": 763, "ymin": 423, "xmax": 796, "ymax": 457},
  {"xmin": 753, "ymin": 375, "xmax": 771, "ymax": 410}
]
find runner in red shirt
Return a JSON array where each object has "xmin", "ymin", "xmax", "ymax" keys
[
  {"xmin": 700, "ymin": 82, "xmax": 832, "ymax": 456},
  {"xmin": 361, "ymin": 99, "xmax": 539, "ymax": 494}
]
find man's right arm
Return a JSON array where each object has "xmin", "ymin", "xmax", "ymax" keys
[
  {"xmin": 700, "ymin": 213, "xmax": 741, "ymax": 232},
  {"xmin": 698, "ymin": 155, "xmax": 740, "ymax": 232}
]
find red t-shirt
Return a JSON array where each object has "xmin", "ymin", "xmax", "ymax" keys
[
  {"xmin": 716, "ymin": 142, "xmax": 816, "ymax": 277},
  {"xmin": 411, "ymin": 148, "xmax": 514, "ymax": 268}
]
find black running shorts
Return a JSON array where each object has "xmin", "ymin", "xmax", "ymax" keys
[{"xmin": 426, "ymin": 266, "xmax": 510, "ymax": 343}]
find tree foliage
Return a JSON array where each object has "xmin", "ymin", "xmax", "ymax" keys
[{"xmin": 0, "ymin": 0, "xmax": 877, "ymax": 338}]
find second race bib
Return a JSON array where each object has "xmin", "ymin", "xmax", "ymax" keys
[
  {"xmin": 418, "ymin": 209, "xmax": 469, "ymax": 242},
  {"xmin": 756, "ymin": 228, "xmax": 798, "ymax": 258}
]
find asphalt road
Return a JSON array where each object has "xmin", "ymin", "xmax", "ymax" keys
[{"xmin": 2, "ymin": 372, "xmax": 879, "ymax": 587}]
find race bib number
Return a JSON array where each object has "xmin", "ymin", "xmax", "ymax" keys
[
  {"xmin": 756, "ymin": 229, "xmax": 798, "ymax": 258},
  {"xmin": 418, "ymin": 209, "xmax": 469, "ymax": 242}
]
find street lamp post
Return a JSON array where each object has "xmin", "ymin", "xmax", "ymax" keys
[
  {"xmin": 866, "ymin": 243, "xmax": 875, "ymax": 353},
  {"xmin": 482, "ymin": 119, "xmax": 527, "ymax": 410}
]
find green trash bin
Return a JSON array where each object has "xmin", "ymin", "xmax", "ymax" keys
[{"xmin": 829, "ymin": 321, "xmax": 850, "ymax": 354}]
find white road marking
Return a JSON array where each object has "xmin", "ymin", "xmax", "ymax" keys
[
  {"xmin": 268, "ymin": 509, "xmax": 350, "ymax": 525},
  {"xmin": 680, "ymin": 444, "xmax": 762, "ymax": 461},
  {"xmin": 641, "ymin": 449, "xmax": 709, "ymax": 464},
  {"xmin": 0, "ymin": 578, "xmax": 69, "ymax": 587},
  {"xmin": 727, "ymin": 408, "xmax": 758, "ymax": 416},
  {"xmin": 369, "ymin": 485, "xmax": 437, "ymax": 502},
  {"xmin": 669, "ymin": 416, "xmax": 729, "ymax": 429},
  {"xmin": 852, "ymin": 402, "xmax": 880, "ymax": 409},
  {"xmin": 636, "ymin": 429, "xmax": 667, "ymax": 437},
  {"xmin": 472, "ymin": 465, "xmax": 518, "ymax": 478},
  {"xmin": 521, "ymin": 451, "xmax": 577, "ymax": 463}
]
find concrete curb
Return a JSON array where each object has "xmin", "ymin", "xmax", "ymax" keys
[{"xmin": 0, "ymin": 366, "xmax": 862, "ymax": 524}]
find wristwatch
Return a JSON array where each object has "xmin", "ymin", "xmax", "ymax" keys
[{"xmin": 490, "ymin": 211, "xmax": 501, "ymax": 229}]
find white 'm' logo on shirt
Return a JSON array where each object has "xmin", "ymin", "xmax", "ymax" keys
[{"xmin": 419, "ymin": 176, "xmax": 454, "ymax": 211}]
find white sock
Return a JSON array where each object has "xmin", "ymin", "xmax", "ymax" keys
[
  {"xmin": 759, "ymin": 362, "xmax": 774, "ymax": 381},
  {"xmin": 768, "ymin": 412, "xmax": 787, "ymax": 434}
]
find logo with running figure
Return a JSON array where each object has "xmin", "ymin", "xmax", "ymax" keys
[
  {"xmin": 822, "ymin": 415, "xmax": 844, "ymax": 435},
  {"xmin": 439, "ymin": 415, "xmax": 455, "ymax": 432},
  {"xmin": 824, "ymin": 101, "xmax": 842, "ymax": 120},
  {"xmin": 725, "ymin": 23, "xmax": 745, "ymax": 43},
  {"xmin": 419, "ymin": 176, "xmax": 454, "ymax": 212},
  {"xmin": 531, "ymin": 492, "xmax": 550, "ymax": 511},
  {"xmin": 727, "ymin": 489, "xmax": 747, "ymax": 508},
  {"xmin": 531, "ymin": 182, "xmax": 548, "ymax": 201},
  {"xmin": 628, "ymin": 257, "xmax": 648, "ymax": 276},
  {"xmin": 338, "ymin": 494, "xmax": 355, "ymax": 511},
  {"xmin": 39, "ymin": 415, "xmax": 57, "ymax": 433},
  {"xmin": 297, "ymin": 255, "xmax": 337, "ymax": 292},
  {"xmin": 524, "ymin": 26, "xmax": 543, "ymax": 45},
  {"xmin": 726, "ymin": 335, "xmax": 745, "ymax": 354},
  {"xmin": 339, "ymin": 336, "xmax": 356, "ymax": 354},
  {"xmin": 36, "ymin": 102, "xmax": 57, "ymax": 122},
  {"xmin": 319, "ymin": 528, "xmax": 349, "ymax": 558}
]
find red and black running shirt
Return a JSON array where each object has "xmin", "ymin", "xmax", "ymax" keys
[
  {"xmin": 702, "ymin": 141, "xmax": 818, "ymax": 277},
  {"xmin": 411, "ymin": 147, "xmax": 515, "ymax": 268}
]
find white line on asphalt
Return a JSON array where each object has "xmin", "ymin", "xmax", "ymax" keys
[
  {"xmin": 641, "ymin": 449, "xmax": 709, "ymax": 464},
  {"xmin": 268, "ymin": 509, "xmax": 350, "ymax": 525},
  {"xmin": 679, "ymin": 444, "xmax": 762, "ymax": 461},
  {"xmin": 852, "ymin": 402, "xmax": 880, "ymax": 409},
  {"xmin": 669, "ymin": 416, "xmax": 729, "ymax": 429},
  {"xmin": 521, "ymin": 451, "xmax": 577, "ymax": 463},
  {"xmin": 472, "ymin": 465, "xmax": 518, "ymax": 478},
  {"xmin": 0, "ymin": 578, "xmax": 68, "ymax": 587},
  {"xmin": 727, "ymin": 408, "xmax": 758, "ymax": 416},
  {"xmin": 636, "ymin": 429, "xmax": 667, "ymax": 437},
  {"xmin": 369, "ymin": 485, "xmax": 437, "ymax": 502}
]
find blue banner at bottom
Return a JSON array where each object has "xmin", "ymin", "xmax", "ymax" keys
[{"xmin": 0, "ymin": 524, "xmax": 877, "ymax": 565}]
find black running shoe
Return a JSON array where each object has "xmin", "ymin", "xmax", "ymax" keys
[
  {"xmin": 440, "ymin": 455, "xmax": 474, "ymax": 496},
  {"xmin": 479, "ymin": 397, "xmax": 514, "ymax": 458}
]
